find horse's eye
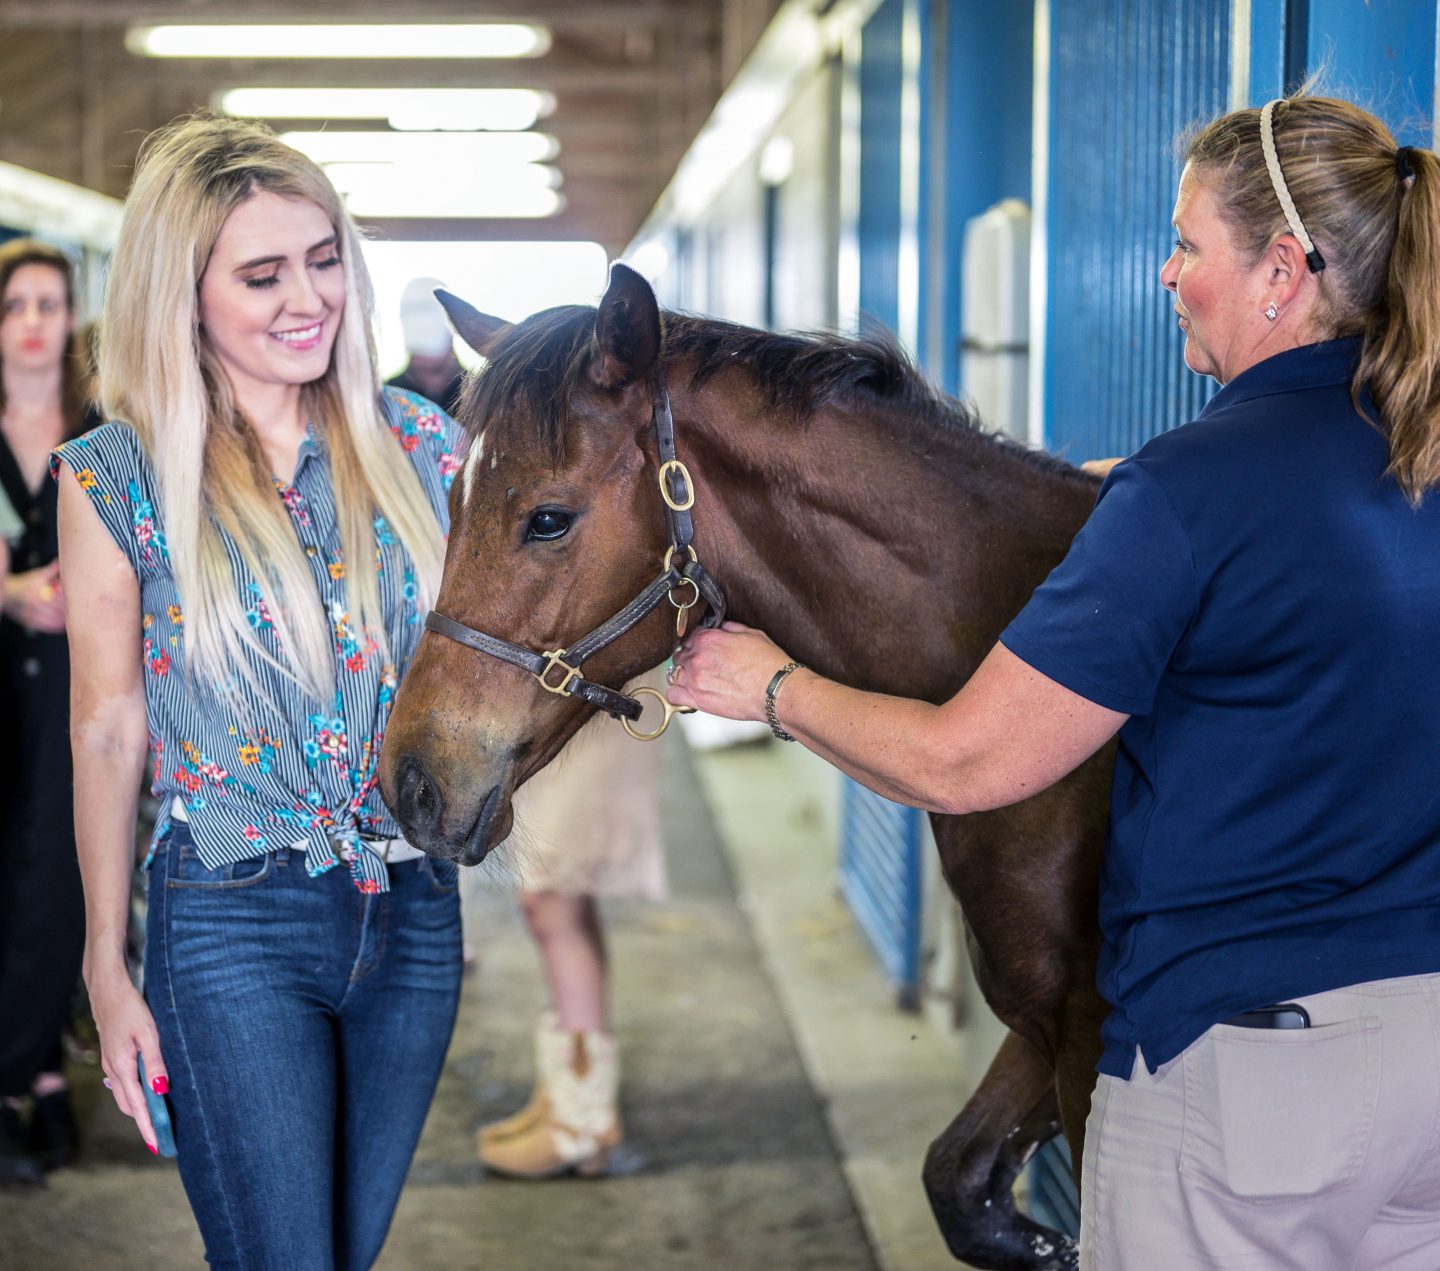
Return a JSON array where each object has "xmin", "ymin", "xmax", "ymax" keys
[{"xmin": 525, "ymin": 509, "xmax": 573, "ymax": 542}]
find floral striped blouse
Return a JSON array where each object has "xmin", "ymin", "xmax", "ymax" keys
[{"xmin": 52, "ymin": 388, "xmax": 466, "ymax": 893}]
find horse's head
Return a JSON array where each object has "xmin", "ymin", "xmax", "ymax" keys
[{"xmin": 379, "ymin": 264, "xmax": 690, "ymax": 864}]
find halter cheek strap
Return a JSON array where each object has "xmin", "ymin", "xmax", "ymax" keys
[{"xmin": 1259, "ymin": 99, "xmax": 1326, "ymax": 273}]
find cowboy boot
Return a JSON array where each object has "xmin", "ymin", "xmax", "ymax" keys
[
  {"xmin": 477, "ymin": 1013, "xmax": 556, "ymax": 1148},
  {"xmin": 477, "ymin": 1025, "xmax": 621, "ymax": 1179}
]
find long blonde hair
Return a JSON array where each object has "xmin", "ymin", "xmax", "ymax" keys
[
  {"xmin": 100, "ymin": 115, "xmax": 445, "ymax": 703},
  {"xmin": 1187, "ymin": 97, "xmax": 1440, "ymax": 503}
]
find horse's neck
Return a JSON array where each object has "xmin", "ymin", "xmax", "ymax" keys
[{"xmin": 689, "ymin": 391, "xmax": 1097, "ymax": 702}]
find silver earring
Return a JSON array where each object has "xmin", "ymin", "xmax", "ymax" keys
[{"xmin": 1264, "ymin": 302, "xmax": 1279, "ymax": 321}]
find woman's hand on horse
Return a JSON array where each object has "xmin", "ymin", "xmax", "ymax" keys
[{"xmin": 667, "ymin": 621, "xmax": 793, "ymax": 721}]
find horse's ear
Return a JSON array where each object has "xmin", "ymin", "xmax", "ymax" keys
[
  {"xmin": 591, "ymin": 261, "xmax": 661, "ymax": 388},
  {"xmin": 435, "ymin": 289, "xmax": 508, "ymax": 358}
]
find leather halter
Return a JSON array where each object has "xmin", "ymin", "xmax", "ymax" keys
[{"xmin": 424, "ymin": 381, "xmax": 727, "ymax": 740}]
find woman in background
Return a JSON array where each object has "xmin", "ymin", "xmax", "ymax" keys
[{"xmin": 0, "ymin": 240, "xmax": 94, "ymax": 1187}]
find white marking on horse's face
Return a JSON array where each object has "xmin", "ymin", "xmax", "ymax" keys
[{"xmin": 462, "ymin": 429, "xmax": 489, "ymax": 507}]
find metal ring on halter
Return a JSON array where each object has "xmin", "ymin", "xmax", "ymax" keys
[
  {"xmin": 658, "ymin": 459, "xmax": 696, "ymax": 512},
  {"xmin": 663, "ymin": 543, "xmax": 698, "ymax": 573},
  {"xmin": 621, "ymin": 685, "xmax": 694, "ymax": 741},
  {"xmin": 668, "ymin": 577, "xmax": 700, "ymax": 611}
]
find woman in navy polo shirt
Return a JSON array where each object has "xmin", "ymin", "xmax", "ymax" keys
[{"xmin": 668, "ymin": 96, "xmax": 1440, "ymax": 1267}]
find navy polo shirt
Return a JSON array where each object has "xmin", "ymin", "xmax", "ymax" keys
[{"xmin": 1001, "ymin": 338, "xmax": 1440, "ymax": 1079}]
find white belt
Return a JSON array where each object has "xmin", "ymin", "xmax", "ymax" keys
[{"xmin": 169, "ymin": 798, "xmax": 426, "ymax": 865}]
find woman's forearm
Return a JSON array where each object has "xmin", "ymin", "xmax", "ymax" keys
[
  {"xmin": 771, "ymin": 670, "xmax": 962, "ymax": 811},
  {"xmin": 669, "ymin": 625, "xmax": 1129, "ymax": 816},
  {"xmin": 71, "ymin": 704, "xmax": 149, "ymax": 981}
]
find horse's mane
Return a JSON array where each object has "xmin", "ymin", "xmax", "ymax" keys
[{"xmin": 460, "ymin": 304, "xmax": 1088, "ymax": 484}]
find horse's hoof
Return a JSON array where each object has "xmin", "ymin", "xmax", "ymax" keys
[{"xmin": 1034, "ymin": 1232, "xmax": 1079, "ymax": 1270}]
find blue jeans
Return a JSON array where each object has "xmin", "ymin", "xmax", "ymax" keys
[{"xmin": 145, "ymin": 821, "xmax": 462, "ymax": 1271}]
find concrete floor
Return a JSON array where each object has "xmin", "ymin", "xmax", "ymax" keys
[
  {"xmin": 0, "ymin": 736, "xmax": 910, "ymax": 1271},
  {"xmin": 0, "ymin": 733, "xmax": 910, "ymax": 1271}
]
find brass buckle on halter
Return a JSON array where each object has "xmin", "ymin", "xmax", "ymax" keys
[
  {"xmin": 658, "ymin": 460, "xmax": 696, "ymax": 512},
  {"xmin": 621, "ymin": 686, "xmax": 694, "ymax": 742},
  {"xmin": 537, "ymin": 650, "xmax": 581, "ymax": 696}
]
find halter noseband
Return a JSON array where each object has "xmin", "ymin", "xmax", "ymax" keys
[{"xmin": 423, "ymin": 381, "xmax": 727, "ymax": 741}]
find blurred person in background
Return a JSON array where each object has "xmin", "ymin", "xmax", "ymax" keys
[
  {"xmin": 0, "ymin": 238, "xmax": 96, "ymax": 1187},
  {"xmin": 476, "ymin": 689, "xmax": 667, "ymax": 1180},
  {"xmin": 386, "ymin": 276, "xmax": 464, "ymax": 415}
]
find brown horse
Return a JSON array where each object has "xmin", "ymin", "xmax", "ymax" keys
[{"xmin": 378, "ymin": 264, "xmax": 1111, "ymax": 1270}]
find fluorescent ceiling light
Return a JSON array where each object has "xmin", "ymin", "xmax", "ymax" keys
[
  {"xmin": 324, "ymin": 162, "xmax": 561, "ymax": 197},
  {"xmin": 218, "ymin": 88, "xmax": 553, "ymax": 132},
  {"xmin": 130, "ymin": 23, "xmax": 550, "ymax": 59},
  {"xmin": 341, "ymin": 184, "xmax": 564, "ymax": 219},
  {"xmin": 282, "ymin": 130, "xmax": 559, "ymax": 167}
]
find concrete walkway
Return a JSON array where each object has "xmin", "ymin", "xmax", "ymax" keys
[{"xmin": 0, "ymin": 729, "xmax": 991, "ymax": 1270}]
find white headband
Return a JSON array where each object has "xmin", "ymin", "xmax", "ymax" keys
[{"xmin": 1259, "ymin": 99, "xmax": 1326, "ymax": 273}]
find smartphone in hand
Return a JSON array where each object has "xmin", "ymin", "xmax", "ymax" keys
[{"xmin": 137, "ymin": 1054, "xmax": 177, "ymax": 1157}]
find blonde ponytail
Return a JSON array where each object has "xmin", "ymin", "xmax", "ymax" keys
[{"xmin": 1357, "ymin": 146, "xmax": 1440, "ymax": 503}]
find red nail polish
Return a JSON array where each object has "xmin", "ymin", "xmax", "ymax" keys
[
  {"xmin": 151, "ymin": 1074, "xmax": 170, "ymax": 1095},
  {"xmin": 147, "ymin": 1141, "xmax": 158, "ymax": 1156}
]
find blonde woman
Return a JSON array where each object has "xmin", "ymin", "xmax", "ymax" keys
[{"xmin": 53, "ymin": 116, "xmax": 465, "ymax": 1269}]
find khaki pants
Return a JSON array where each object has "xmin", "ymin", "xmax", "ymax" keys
[{"xmin": 1079, "ymin": 973, "xmax": 1440, "ymax": 1269}]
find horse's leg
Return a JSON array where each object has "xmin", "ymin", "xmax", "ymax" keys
[
  {"xmin": 1054, "ymin": 984, "xmax": 1107, "ymax": 1191},
  {"xmin": 923, "ymin": 1029, "xmax": 1076, "ymax": 1270}
]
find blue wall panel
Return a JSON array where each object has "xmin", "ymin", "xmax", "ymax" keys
[
  {"xmin": 844, "ymin": 0, "xmax": 927, "ymax": 1004},
  {"xmin": 1305, "ymin": 0, "xmax": 1437, "ymax": 145},
  {"xmin": 933, "ymin": 2, "xmax": 1034, "ymax": 394},
  {"xmin": 858, "ymin": 0, "xmax": 905, "ymax": 333},
  {"xmin": 840, "ymin": 779, "xmax": 924, "ymax": 1003},
  {"xmin": 1043, "ymin": 0, "xmax": 1231, "ymax": 461}
]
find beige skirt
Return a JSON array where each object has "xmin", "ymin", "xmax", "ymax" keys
[{"xmin": 499, "ymin": 672, "xmax": 668, "ymax": 901}]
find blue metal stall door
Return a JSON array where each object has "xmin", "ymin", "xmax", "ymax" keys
[
  {"xmin": 840, "ymin": 0, "xmax": 927, "ymax": 1006},
  {"xmin": 840, "ymin": 781, "xmax": 924, "ymax": 1007},
  {"xmin": 933, "ymin": 3, "xmax": 1034, "ymax": 396},
  {"xmin": 1028, "ymin": 0, "xmax": 1235, "ymax": 1236},
  {"xmin": 1301, "ymin": 0, "xmax": 1438, "ymax": 146},
  {"xmin": 1042, "ymin": 0, "xmax": 1231, "ymax": 462},
  {"xmin": 857, "ymin": 0, "xmax": 905, "ymax": 334}
]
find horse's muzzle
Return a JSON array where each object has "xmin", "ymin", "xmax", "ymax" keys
[{"xmin": 387, "ymin": 754, "xmax": 510, "ymax": 865}]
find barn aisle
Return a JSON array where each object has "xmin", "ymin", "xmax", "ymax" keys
[{"xmin": 1, "ymin": 730, "xmax": 925, "ymax": 1271}]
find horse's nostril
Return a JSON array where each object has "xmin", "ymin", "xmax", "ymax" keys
[{"xmin": 399, "ymin": 756, "xmax": 442, "ymax": 834}]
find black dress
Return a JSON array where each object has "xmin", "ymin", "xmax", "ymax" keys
[{"xmin": 0, "ymin": 430, "xmax": 85, "ymax": 1096}]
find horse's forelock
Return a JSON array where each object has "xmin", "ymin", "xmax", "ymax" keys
[{"xmin": 458, "ymin": 304, "xmax": 599, "ymax": 466}]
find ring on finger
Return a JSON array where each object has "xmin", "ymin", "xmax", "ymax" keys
[{"xmin": 102, "ymin": 1077, "xmax": 114, "ymax": 1090}]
